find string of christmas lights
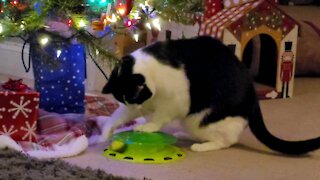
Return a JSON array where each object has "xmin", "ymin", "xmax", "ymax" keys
[{"xmin": 0, "ymin": 0, "xmax": 203, "ymax": 65}]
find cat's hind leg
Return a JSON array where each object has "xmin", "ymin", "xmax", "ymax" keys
[{"xmin": 184, "ymin": 112, "xmax": 247, "ymax": 152}]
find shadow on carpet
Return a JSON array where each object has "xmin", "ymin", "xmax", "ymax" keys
[{"xmin": 0, "ymin": 148, "xmax": 135, "ymax": 180}]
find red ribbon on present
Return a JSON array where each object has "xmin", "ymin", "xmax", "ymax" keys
[{"xmin": 2, "ymin": 78, "xmax": 29, "ymax": 91}]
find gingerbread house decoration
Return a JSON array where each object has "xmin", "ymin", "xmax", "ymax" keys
[{"xmin": 149, "ymin": 0, "xmax": 299, "ymax": 99}]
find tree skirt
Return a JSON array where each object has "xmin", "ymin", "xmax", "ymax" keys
[
  {"xmin": 0, "ymin": 112, "xmax": 142, "ymax": 159},
  {"xmin": 0, "ymin": 148, "xmax": 134, "ymax": 180},
  {"xmin": 0, "ymin": 99, "xmax": 142, "ymax": 159}
]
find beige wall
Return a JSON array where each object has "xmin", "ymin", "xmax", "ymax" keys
[{"xmin": 147, "ymin": 21, "xmax": 199, "ymax": 43}]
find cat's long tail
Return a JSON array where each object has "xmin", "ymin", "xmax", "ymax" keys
[{"xmin": 248, "ymin": 95, "xmax": 320, "ymax": 155}]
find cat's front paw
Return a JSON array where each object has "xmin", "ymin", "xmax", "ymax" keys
[
  {"xmin": 134, "ymin": 122, "xmax": 161, "ymax": 133},
  {"xmin": 97, "ymin": 127, "xmax": 116, "ymax": 143}
]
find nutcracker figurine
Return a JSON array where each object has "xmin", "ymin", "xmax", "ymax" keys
[{"xmin": 280, "ymin": 42, "xmax": 294, "ymax": 98}]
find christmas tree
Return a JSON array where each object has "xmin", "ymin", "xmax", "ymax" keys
[{"xmin": 0, "ymin": 0, "xmax": 204, "ymax": 66}]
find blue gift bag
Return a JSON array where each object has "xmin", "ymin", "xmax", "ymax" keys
[{"xmin": 32, "ymin": 43, "xmax": 86, "ymax": 114}]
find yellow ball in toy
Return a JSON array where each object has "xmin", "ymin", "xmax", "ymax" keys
[{"xmin": 110, "ymin": 140, "xmax": 125, "ymax": 152}]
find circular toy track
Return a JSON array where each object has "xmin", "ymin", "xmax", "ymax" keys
[{"xmin": 103, "ymin": 131, "xmax": 185, "ymax": 164}]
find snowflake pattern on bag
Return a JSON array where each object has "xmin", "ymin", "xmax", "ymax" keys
[
  {"xmin": 0, "ymin": 87, "xmax": 39, "ymax": 142},
  {"xmin": 0, "ymin": 107, "xmax": 5, "ymax": 119},
  {"xmin": 0, "ymin": 125, "xmax": 18, "ymax": 136},
  {"xmin": 8, "ymin": 96, "xmax": 32, "ymax": 119},
  {"xmin": 20, "ymin": 121, "xmax": 37, "ymax": 142}
]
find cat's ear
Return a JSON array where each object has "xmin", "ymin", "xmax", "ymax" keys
[
  {"xmin": 128, "ymin": 74, "xmax": 152, "ymax": 104},
  {"xmin": 102, "ymin": 82, "xmax": 113, "ymax": 94},
  {"xmin": 132, "ymin": 74, "xmax": 145, "ymax": 86},
  {"xmin": 120, "ymin": 56, "xmax": 134, "ymax": 75},
  {"xmin": 131, "ymin": 74, "xmax": 146, "ymax": 98},
  {"xmin": 102, "ymin": 66, "xmax": 119, "ymax": 94},
  {"xmin": 131, "ymin": 84, "xmax": 152, "ymax": 104}
]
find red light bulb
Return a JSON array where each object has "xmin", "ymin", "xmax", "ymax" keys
[
  {"xmin": 126, "ymin": 20, "xmax": 132, "ymax": 27},
  {"xmin": 67, "ymin": 19, "xmax": 73, "ymax": 27},
  {"xmin": 11, "ymin": 0, "xmax": 18, "ymax": 6}
]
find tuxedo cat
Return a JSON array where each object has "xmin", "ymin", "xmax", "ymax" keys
[{"xmin": 102, "ymin": 36, "xmax": 320, "ymax": 155}]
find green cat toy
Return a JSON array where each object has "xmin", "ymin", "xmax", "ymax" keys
[{"xmin": 103, "ymin": 131, "xmax": 185, "ymax": 164}]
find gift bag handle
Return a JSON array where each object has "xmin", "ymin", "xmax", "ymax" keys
[
  {"xmin": 21, "ymin": 39, "xmax": 32, "ymax": 73},
  {"xmin": 88, "ymin": 49, "xmax": 109, "ymax": 80}
]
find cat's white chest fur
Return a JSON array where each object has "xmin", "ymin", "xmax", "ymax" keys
[{"xmin": 131, "ymin": 49, "xmax": 190, "ymax": 122}]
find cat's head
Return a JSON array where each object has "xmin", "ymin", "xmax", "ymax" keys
[{"xmin": 102, "ymin": 55, "xmax": 153, "ymax": 105}]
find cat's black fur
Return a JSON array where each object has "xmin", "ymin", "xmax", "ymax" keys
[
  {"xmin": 103, "ymin": 36, "xmax": 320, "ymax": 155},
  {"xmin": 143, "ymin": 36, "xmax": 254, "ymax": 122},
  {"xmin": 105, "ymin": 56, "xmax": 153, "ymax": 104}
]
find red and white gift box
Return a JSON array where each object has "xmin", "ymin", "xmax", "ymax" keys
[{"xmin": 0, "ymin": 81, "xmax": 40, "ymax": 142}]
